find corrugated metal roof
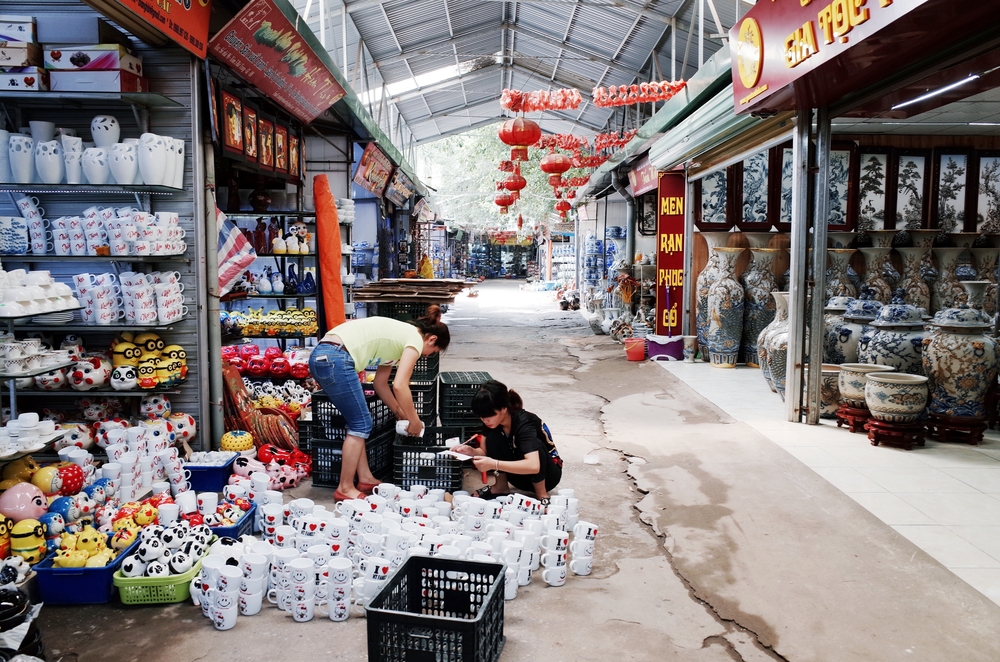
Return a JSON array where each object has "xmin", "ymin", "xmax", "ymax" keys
[{"xmin": 291, "ymin": 0, "xmax": 743, "ymax": 151}]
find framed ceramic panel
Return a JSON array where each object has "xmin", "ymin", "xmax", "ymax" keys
[
  {"xmin": 891, "ymin": 149, "xmax": 930, "ymax": 229},
  {"xmin": 242, "ymin": 101, "xmax": 259, "ymax": 165},
  {"xmin": 274, "ymin": 122, "xmax": 289, "ymax": 175},
  {"xmin": 258, "ymin": 114, "xmax": 275, "ymax": 173},
  {"xmin": 737, "ymin": 149, "xmax": 769, "ymax": 230},
  {"xmin": 694, "ymin": 168, "xmax": 731, "ymax": 231},
  {"xmin": 928, "ymin": 148, "xmax": 973, "ymax": 233},
  {"xmin": 826, "ymin": 142, "xmax": 857, "ymax": 231},
  {"xmin": 772, "ymin": 144, "xmax": 794, "ymax": 232},
  {"xmin": 857, "ymin": 149, "xmax": 889, "ymax": 232},
  {"xmin": 218, "ymin": 84, "xmax": 244, "ymax": 161},
  {"xmin": 288, "ymin": 129, "xmax": 300, "ymax": 181},
  {"xmin": 975, "ymin": 151, "xmax": 1000, "ymax": 234},
  {"xmin": 636, "ymin": 191, "xmax": 657, "ymax": 236}
]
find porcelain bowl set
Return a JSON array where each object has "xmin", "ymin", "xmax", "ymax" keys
[
  {"xmin": 3, "ymin": 118, "xmax": 183, "ymax": 188},
  {"xmin": 0, "ymin": 269, "xmax": 80, "ymax": 320},
  {"xmin": 36, "ymin": 207, "xmax": 186, "ymax": 258},
  {"xmin": 0, "ymin": 413, "xmax": 58, "ymax": 456},
  {"xmin": 0, "ymin": 336, "xmax": 73, "ymax": 376}
]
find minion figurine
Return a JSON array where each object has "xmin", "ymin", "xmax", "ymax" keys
[
  {"xmin": 162, "ymin": 344, "xmax": 187, "ymax": 380},
  {"xmin": 0, "ymin": 516, "xmax": 13, "ymax": 559},
  {"xmin": 155, "ymin": 358, "xmax": 174, "ymax": 388},
  {"xmin": 111, "ymin": 341, "xmax": 142, "ymax": 367},
  {"xmin": 137, "ymin": 360, "xmax": 159, "ymax": 389},
  {"xmin": 133, "ymin": 332, "xmax": 165, "ymax": 357},
  {"xmin": 10, "ymin": 519, "xmax": 47, "ymax": 564}
]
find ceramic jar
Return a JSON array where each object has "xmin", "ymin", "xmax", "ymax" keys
[
  {"xmin": 706, "ymin": 247, "xmax": 745, "ymax": 368},
  {"xmin": 829, "ymin": 295, "xmax": 883, "ymax": 365},
  {"xmin": 90, "ymin": 115, "xmax": 120, "ymax": 148},
  {"xmin": 823, "ymin": 296, "xmax": 854, "ymax": 364},
  {"xmin": 932, "ymin": 247, "xmax": 967, "ymax": 312},
  {"xmin": 109, "ymin": 142, "xmax": 138, "ymax": 186},
  {"xmin": 741, "ymin": 248, "xmax": 779, "ymax": 368},
  {"xmin": 757, "ymin": 291, "xmax": 789, "ymax": 392},
  {"xmin": 33, "ymin": 140, "xmax": 63, "ymax": 184},
  {"xmin": 922, "ymin": 284, "xmax": 999, "ymax": 419},
  {"xmin": 838, "ymin": 363, "xmax": 896, "ymax": 408},
  {"xmin": 826, "ymin": 249, "xmax": 857, "ymax": 299},
  {"xmin": 859, "ymin": 247, "xmax": 893, "ymax": 304},
  {"xmin": 81, "ymin": 147, "xmax": 110, "ymax": 185},
  {"xmin": 896, "ymin": 247, "xmax": 932, "ymax": 311},
  {"xmin": 860, "ymin": 295, "xmax": 927, "ymax": 375},
  {"xmin": 695, "ymin": 232, "xmax": 731, "ymax": 363},
  {"xmin": 865, "ymin": 373, "xmax": 929, "ymax": 423}
]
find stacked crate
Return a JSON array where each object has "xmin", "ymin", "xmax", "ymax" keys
[
  {"xmin": 439, "ymin": 371, "xmax": 493, "ymax": 427},
  {"xmin": 309, "ymin": 391, "xmax": 395, "ymax": 488}
]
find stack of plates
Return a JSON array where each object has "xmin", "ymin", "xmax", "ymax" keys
[{"xmin": 31, "ymin": 311, "xmax": 74, "ymax": 324}]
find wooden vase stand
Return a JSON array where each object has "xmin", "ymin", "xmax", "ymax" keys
[
  {"xmin": 836, "ymin": 403, "xmax": 871, "ymax": 434},
  {"xmin": 925, "ymin": 412, "xmax": 987, "ymax": 446},
  {"xmin": 865, "ymin": 418, "xmax": 926, "ymax": 451}
]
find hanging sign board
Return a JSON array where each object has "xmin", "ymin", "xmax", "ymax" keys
[
  {"xmin": 384, "ymin": 168, "xmax": 415, "ymax": 207},
  {"xmin": 655, "ymin": 172, "xmax": 685, "ymax": 337},
  {"xmin": 208, "ymin": 0, "xmax": 346, "ymax": 123},
  {"xmin": 91, "ymin": 0, "xmax": 212, "ymax": 58},
  {"xmin": 353, "ymin": 143, "xmax": 393, "ymax": 197},
  {"xmin": 627, "ymin": 155, "xmax": 658, "ymax": 196}
]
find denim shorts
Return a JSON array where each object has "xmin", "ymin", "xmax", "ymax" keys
[{"xmin": 308, "ymin": 343, "xmax": 372, "ymax": 439}]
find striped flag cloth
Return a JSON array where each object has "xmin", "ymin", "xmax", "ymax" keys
[{"xmin": 217, "ymin": 207, "xmax": 257, "ymax": 296}]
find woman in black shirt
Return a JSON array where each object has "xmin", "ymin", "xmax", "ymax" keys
[{"xmin": 451, "ymin": 380, "xmax": 563, "ymax": 504}]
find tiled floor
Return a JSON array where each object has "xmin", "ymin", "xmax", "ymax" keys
[{"xmin": 657, "ymin": 360, "xmax": 1000, "ymax": 606}]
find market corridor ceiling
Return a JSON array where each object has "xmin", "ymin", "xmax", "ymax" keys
[{"xmin": 291, "ymin": 0, "xmax": 743, "ymax": 144}]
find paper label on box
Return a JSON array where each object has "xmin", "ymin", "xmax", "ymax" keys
[
  {"xmin": 0, "ymin": 66, "xmax": 47, "ymax": 91},
  {"xmin": 44, "ymin": 45, "xmax": 142, "ymax": 74},
  {"xmin": 0, "ymin": 16, "xmax": 36, "ymax": 43}
]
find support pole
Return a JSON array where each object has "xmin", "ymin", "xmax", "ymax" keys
[
  {"xmin": 806, "ymin": 107, "xmax": 832, "ymax": 425},
  {"xmin": 786, "ymin": 108, "xmax": 813, "ymax": 423},
  {"xmin": 698, "ymin": 0, "xmax": 704, "ymax": 67},
  {"xmin": 342, "ymin": 0, "xmax": 348, "ymax": 75},
  {"xmin": 671, "ymin": 17, "xmax": 676, "ymax": 81}
]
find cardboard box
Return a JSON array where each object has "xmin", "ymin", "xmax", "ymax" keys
[
  {"xmin": 0, "ymin": 66, "xmax": 48, "ymax": 91},
  {"xmin": 0, "ymin": 15, "xmax": 36, "ymax": 43},
  {"xmin": 36, "ymin": 15, "xmax": 128, "ymax": 46},
  {"xmin": 0, "ymin": 41, "xmax": 41, "ymax": 67},
  {"xmin": 49, "ymin": 69, "xmax": 147, "ymax": 93},
  {"xmin": 45, "ymin": 44, "xmax": 142, "ymax": 74}
]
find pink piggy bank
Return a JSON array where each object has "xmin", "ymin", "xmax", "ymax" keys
[
  {"xmin": 0, "ymin": 483, "xmax": 49, "ymax": 522},
  {"xmin": 69, "ymin": 357, "xmax": 113, "ymax": 391}
]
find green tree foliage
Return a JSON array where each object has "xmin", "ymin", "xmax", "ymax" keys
[{"xmin": 415, "ymin": 124, "xmax": 588, "ymax": 230}]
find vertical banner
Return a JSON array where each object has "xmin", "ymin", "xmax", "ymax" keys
[{"xmin": 656, "ymin": 172, "xmax": 685, "ymax": 336}]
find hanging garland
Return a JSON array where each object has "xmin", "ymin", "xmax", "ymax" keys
[
  {"xmin": 593, "ymin": 130, "xmax": 637, "ymax": 151},
  {"xmin": 501, "ymin": 88, "xmax": 583, "ymax": 113},
  {"xmin": 592, "ymin": 80, "xmax": 686, "ymax": 108},
  {"xmin": 534, "ymin": 134, "xmax": 589, "ymax": 151}
]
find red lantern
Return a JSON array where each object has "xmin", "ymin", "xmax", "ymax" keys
[
  {"xmin": 504, "ymin": 173, "xmax": 527, "ymax": 193},
  {"xmin": 495, "ymin": 192, "xmax": 514, "ymax": 208},
  {"xmin": 540, "ymin": 152, "xmax": 572, "ymax": 175},
  {"xmin": 555, "ymin": 200, "xmax": 571, "ymax": 213},
  {"xmin": 517, "ymin": 214, "xmax": 524, "ymax": 230},
  {"xmin": 498, "ymin": 118, "xmax": 541, "ymax": 162}
]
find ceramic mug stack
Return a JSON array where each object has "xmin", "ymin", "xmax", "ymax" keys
[{"xmin": 0, "ymin": 269, "xmax": 79, "ymax": 318}]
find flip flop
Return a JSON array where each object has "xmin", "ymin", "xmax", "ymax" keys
[{"xmin": 333, "ymin": 489, "xmax": 358, "ymax": 501}]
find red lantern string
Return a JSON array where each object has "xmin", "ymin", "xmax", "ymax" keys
[
  {"xmin": 498, "ymin": 160, "xmax": 514, "ymax": 172},
  {"xmin": 501, "ymin": 88, "xmax": 583, "ymax": 113},
  {"xmin": 534, "ymin": 134, "xmax": 589, "ymax": 151},
  {"xmin": 593, "ymin": 130, "xmax": 638, "ymax": 151},
  {"xmin": 591, "ymin": 80, "xmax": 686, "ymax": 108}
]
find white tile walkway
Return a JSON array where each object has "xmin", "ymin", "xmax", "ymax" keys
[{"xmin": 657, "ymin": 359, "xmax": 1000, "ymax": 606}]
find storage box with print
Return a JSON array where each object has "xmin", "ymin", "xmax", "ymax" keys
[
  {"xmin": 49, "ymin": 69, "xmax": 147, "ymax": 93},
  {"xmin": 44, "ymin": 44, "xmax": 142, "ymax": 74},
  {"xmin": 0, "ymin": 41, "xmax": 41, "ymax": 67},
  {"xmin": 1, "ymin": 66, "xmax": 48, "ymax": 91},
  {"xmin": 0, "ymin": 15, "xmax": 36, "ymax": 43}
]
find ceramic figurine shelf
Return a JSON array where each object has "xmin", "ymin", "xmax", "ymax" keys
[
  {"xmin": 221, "ymin": 211, "xmax": 316, "ymax": 219},
  {"xmin": 0, "ymin": 91, "xmax": 181, "ymax": 109},
  {"xmin": 7, "ymin": 383, "xmax": 188, "ymax": 397},
  {"xmin": 0, "ymin": 255, "xmax": 191, "ymax": 264},
  {"xmin": 0, "ymin": 360, "xmax": 77, "ymax": 380},
  {"xmin": 0, "ymin": 184, "xmax": 183, "ymax": 195}
]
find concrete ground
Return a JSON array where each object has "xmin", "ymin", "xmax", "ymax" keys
[{"xmin": 38, "ymin": 279, "xmax": 1000, "ymax": 662}]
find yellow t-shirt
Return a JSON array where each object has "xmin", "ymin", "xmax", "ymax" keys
[{"xmin": 326, "ymin": 317, "xmax": 423, "ymax": 371}]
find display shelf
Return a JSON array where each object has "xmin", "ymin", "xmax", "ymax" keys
[
  {"xmin": 0, "ymin": 184, "xmax": 183, "ymax": 195},
  {"xmin": 0, "ymin": 254, "xmax": 190, "ymax": 263},
  {"xmin": 0, "ymin": 91, "xmax": 182, "ymax": 109},
  {"xmin": 17, "ymin": 319, "xmax": 187, "ymax": 332},
  {"xmin": 0, "ymin": 360, "xmax": 77, "ymax": 380},
  {"xmin": 0, "ymin": 306, "xmax": 84, "ymax": 323},
  {"xmin": 240, "ymin": 294, "xmax": 318, "ymax": 300},
  {"xmin": 221, "ymin": 211, "xmax": 315, "ymax": 218},
  {"xmin": 237, "ymin": 333, "xmax": 310, "ymax": 340},
  {"xmin": 0, "ymin": 432, "xmax": 64, "ymax": 465},
  {"xmin": 6, "ymin": 383, "xmax": 187, "ymax": 397}
]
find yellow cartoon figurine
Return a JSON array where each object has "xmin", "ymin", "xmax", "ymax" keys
[
  {"xmin": 137, "ymin": 360, "xmax": 159, "ymax": 389},
  {"xmin": 111, "ymin": 341, "xmax": 142, "ymax": 367},
  {"xmin": 2, "ymin": 456, "xmax": 41, "ymax": 485},
  {"xmin": 0, "ymin": 516, "xmax": 13, "ymax": 559},
  {"xmin": 133, "ymin": 332, "xmax": 165, "ymax": 357},
  {"xmin": 31, "ymin": 466, "xmax": 63, "ymax": 499},
  {"xmin": 10, "ymin": 519, "xmax": 47, "ymax": 564},
  {"xmin": 75, "ymin": 525, "xmax": 105, "ymax": 556},
  {"xmin": 111, "ymin": 526, "xmax": 139, "ymax": 551},
  {"xmin": 155, "ymin": 358, "xmax": 173, "ymax": 388},
  {"xmin": 133, "ymin": 503, "xmax": 158, "ymax": 526},
  {"xmin": 54, "ymin": 548, "xmax": 89, "ymax": 568},
  {"xmin": 86, "ymin": 549, "xmax": 115, "ymax": 567},
  {"xmin": 162, "ymin": 344, "xmax": 188, "ymax": 379}
]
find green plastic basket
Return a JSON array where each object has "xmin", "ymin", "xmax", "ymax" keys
[{"xmin": 112, "ymin": 556, "xmax": 204, "ymax": 605}]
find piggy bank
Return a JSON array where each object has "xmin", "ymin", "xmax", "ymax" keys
[
  {"xmin": 245, "ymin": 355, "xmax": 270, "ymax": 377},
  {"xmin": 0, "ymin": 483, "xmax": 48, "ymax": 522},
  {"xmin": 269, "ymin": 357, "xmax": 291, "ymax": 377},
  {"xmin": 228, "ymin": 357, "xmax": 246, "ymax": 374},
  {"xmin": 38, "ymin": 512, "xmax": 65, "ymax": 552},
  {"xmin": 239, "ymin": 344, "xmax": 261, "ymax": 361},
  {"xmin": 55, "ymin": 422, "xmax": 96, "ymax": 451},
  {"xmin": 10, "ymin": 519, "xmax": 47, "ymax": 564},
  {"xmin": 34, "ymin": 368, "xmax": 68, "ymax": 391},
  {"xmin": 60, "ymin": 342, "xmax": 85, "ymax": 361},
  {"xmin": 69, "ymin": 357, "xmax": 113, "ymax": 391},
  {"xmin": 74, "ymin": 492, "xmax": 97, "ymax": 527},
  {"xmin": 140, "ymin": 394, "xmax": 171, "ymax": 419},
  {"xmin": 111, "ymin": 365, "xmax": 139, "ymax": 391},
  {"xmin": 80, "ymin": 400, "xmax": 109, "ymax": 422},
  {"xmin": 57, "ymin": 464, "xmax": 86, "ymax": 496},
  {"xmin": 48, "ymin": 496, "xmax": 82, "ymax": 533},
  {"xmin": 289, "ymin": 362, "xmax": 310, "ymax": 379},
  {"xmin": 263, "ymin": 346, "xmax": 283, "ymax": 360},
  {"xmin": 94, "ymin": 418, "xmax": 129, "ymax": 448},
  {"xmin": 141, "ymin": 419, "xmax": 175, "ymax": 448},
  {"xmin": 168, "ymin": 413, "xmax": 196, "ymax": 443},
  {"xmin": 221, "ymin": 346, "xmax": 239, "ymax": 362},
  {"xmin": 82, "ymin": 483, "xmax": 107, "ymax": 506}
]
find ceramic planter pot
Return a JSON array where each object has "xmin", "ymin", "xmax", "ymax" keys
[
  {"xmin": 706, "ymin": 247, "xmax": 745, "ymax": 368},
  {"xmin": 838, "ymin": 363, "xmax": 895, "ymax": 408},
  {"xmin": 865, "ymin": 373, "xmax": 929, "ymax": 423},
  {"xmin": 741, "ymin": 248, "xmax": 779, "ymax": 368}
]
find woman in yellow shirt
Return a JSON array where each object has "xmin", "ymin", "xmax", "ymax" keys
[{"xmin": 309, "ymin": 306, "xmax": 450, "ymax": 500}]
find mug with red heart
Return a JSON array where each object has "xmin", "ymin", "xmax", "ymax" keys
[
  {"xmin": 296, "ymin": 515, "xmax": 322, "ymax": 537},
  {"xmin": 357, "ymin": 555, "xmax": 391, "ymax": 583},
  {"xmin": 274, "ymin": 525, "xmax": 297, "ymax": 549},
  {"xmin": 364, "ymin": 494, "xmax": 388, "ymax": 513}
]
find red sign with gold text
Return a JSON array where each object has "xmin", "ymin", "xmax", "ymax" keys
[
  {"xmin": 627, "ymin": 155, "xmax": 658, "ymax": 196},
  {"xmin": 656, "ymin": 172, "xmax": 685, "ymax": 336},
  {"xmin": 209, "ymin": 0, "xmax": 346, "ymax": 123},
  {"xmin": 353, "ymin": 143, "xmax": 394, "ymax": 198},
  {"xmin": 116, "ymin": 0, "xmax": 212, "ymax": 58}
]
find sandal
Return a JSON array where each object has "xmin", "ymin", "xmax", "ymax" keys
[
  {"xmin": 334, "ymin": 489, "xmax": 360, "ymax": 501},
  {"xmin": 474, "ymin": 486, "xmax": 507, "ymax": 500},
  {"xmin": 356, "ymin": 481, "xmax": 381, "ymax": 494}
]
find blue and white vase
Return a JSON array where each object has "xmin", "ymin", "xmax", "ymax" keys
[
  {"xmin": 970, "ymin": 247, "xmax": 999, "ymax": 316},
  {"xmin": 859, "ymin": 247, "xmax": 893, "ymax": 304},
  {"xmin": 931, "ymin": 247, "xmax": 967, "ymax": 312},
  {"xmin": 694, "ymin": 232, "xmax": 731, "ymax": 362},
  {"xmin": 758, "ymin": 291, "xmax": 788, "ymax": 392},
  {"xmin": 865, "ymin": 373, "xmax": 929, "ymax": 423},
  {"xmin": 826, "ymin": 249, "xmax": 857, "ymax": 300},
  {"xmin": 922, "ymin": 281, "xmax": 999, "ymax": 419},
  {"xmin": 706, "ymin": 247, "xmax": 745, "ymax": 368},
  {"xmin": 823, "ymin": 296, "xmax": 854, "ymax": 364},
  {"xmin": 896, "ymin": 247, "xmax": 932, "ymax": 311},
  {"xmin": 860, "ymin": 291, "xmax": 927, "ymax": 375},
  {"xmin": 741, "ymin": 248, "xmax": 778, "ymax": 368},
  {"xmin": 830, "ymin": 293, "xmax": 883, "ymax": 365}
]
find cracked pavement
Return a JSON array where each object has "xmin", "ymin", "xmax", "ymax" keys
[{"xmin": 38, "ymin": 280, "xmax": 1000, "ymax": 661}]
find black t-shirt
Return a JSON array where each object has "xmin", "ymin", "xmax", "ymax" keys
[{"xmin": 481, "ymin": 409, "xmax": 561, "ymax": 491}]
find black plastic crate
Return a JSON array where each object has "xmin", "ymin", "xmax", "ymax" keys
[
  {"xmin": 366, "ymin": 556, "xmax": 505, "ymax": 662},
  {"xmin": 395, "ymin": 425, "xmax": 469, "ymax": 448},
  {"xmin": 393, "ymin": 427, "xmax": 467, "ymax": 491},
  {"xmin": 409, "ymin": 379, "xmax": 438, "ymax": 421},
  {"xmin": 312, "ymin": 427, "xmax": 393, "ymax": 488},
  {"xmin": 313, "ymin": 391, "xmax": 393, "ymax": 439},
  {"xmin": 439, "ymin": 372, "xmax": 492, "ymax": 427},
  {"xmin": 297, "ymin": 419, "xmax": 313, "ymax": 452},
  {"xmin": 390, "ymin": 353, "xmax": 440, "ymax": 382},
  {"xmin": 376, "ymin": 301, "xmax": 434, "ymax": 321}
]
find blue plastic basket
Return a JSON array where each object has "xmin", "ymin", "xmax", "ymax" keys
[
  {"xmin": 210, "ymin": 504, "xmax": 256, "ymax": 539},
  {"xmin": 34, "ymin": 534, "xmax": 140, "ymax": 605},
  {"xmin": 185, "ymin": 455, "xmax": 238, "ymax": 493}
]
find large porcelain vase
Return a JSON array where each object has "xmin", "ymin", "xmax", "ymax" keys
[
  {"xmin": 823, "ymin": 296, "xmax": 854, "ymax": 363},
  {"xmin": 859, "ymin": 247, "xmax": 893, "ymax": 304},
  {"xmin": 931, "ymin": 247, "xmax": 967, "ymax": 312},
  {"xmin": 971, "ymin": 247, "xmax": 999, "ymax": 316},
  {"xmin": 922, "ymin": 281, "xmax": 1000, "ymax": 419},
  {"xmin": 829, "ymin": 295, "xmax": 883, "ymax": 365},
  {"xmin": 758, "ymin": 291, "xmax": 788, "ymax": 392},
  {"xmin": 896, "ymin": 247, "xmax": 931, "ymax": 311},
  {"xmin": 695, "ymin": 232, "xmax": 731, "ymax": 363},
  {"xmin": 826, "ymin": 249, "xmax": 857, "ymax": 299},
  {"xmin": 741, "ymin": 248, "xmax": 778, "ymax": 368},
  {"xmin": 706, "ymin": 247, "xmax": 745, "ymax": 368},
  {"xmin": 859, "ymin": 295, "xmax": 927, "ymax": 375}
]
